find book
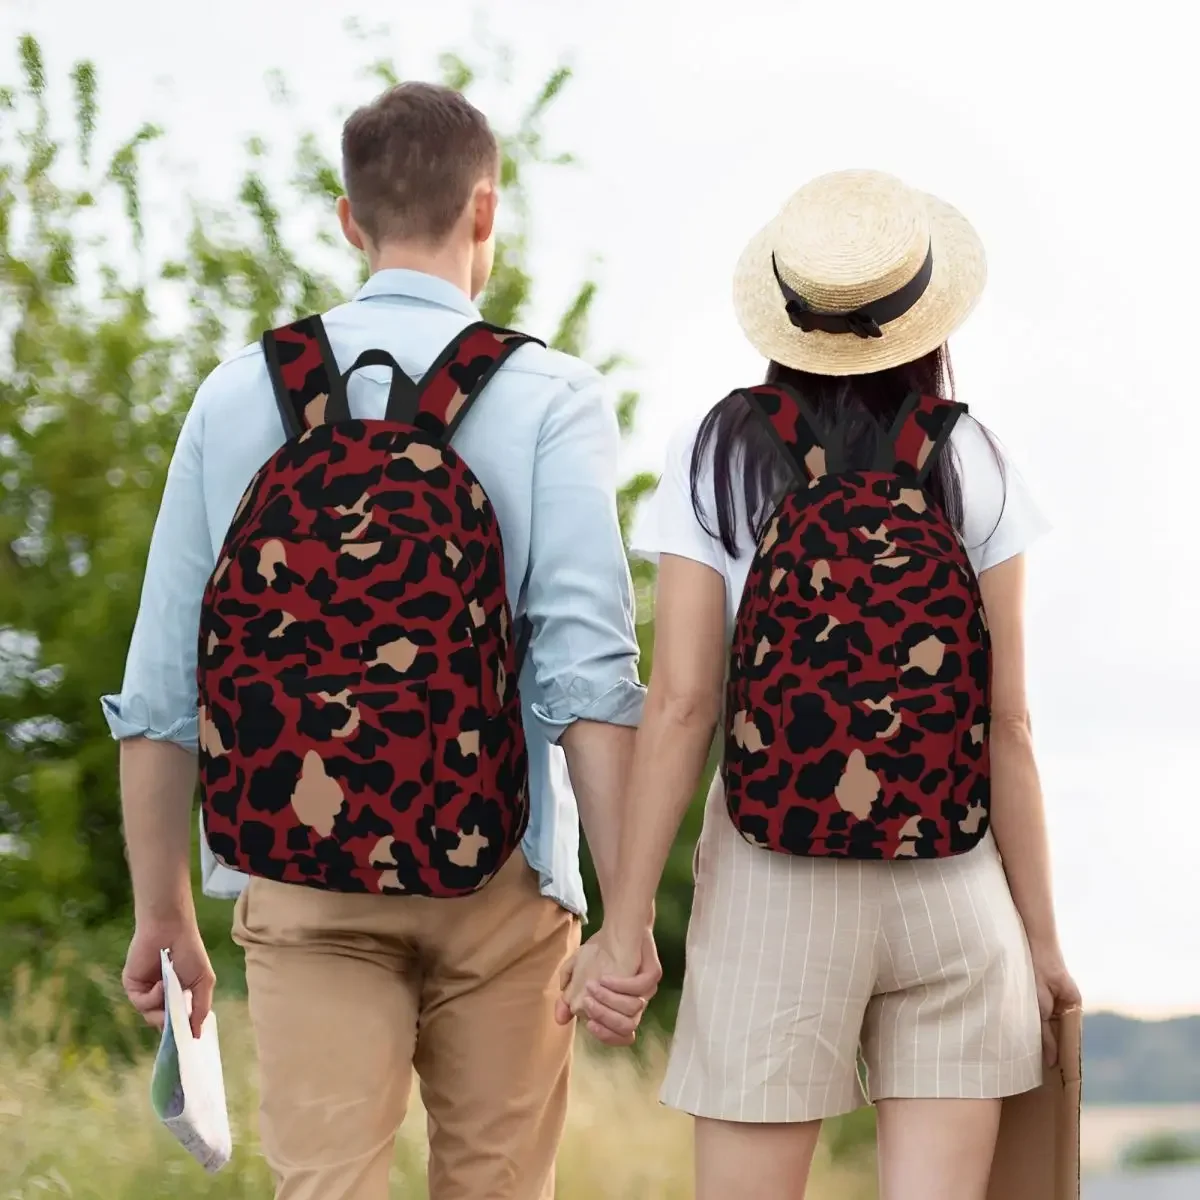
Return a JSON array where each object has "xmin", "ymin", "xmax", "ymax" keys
[{"xmin": 149, "ymin": 948, "xmax": 233, "ymax": 1173}]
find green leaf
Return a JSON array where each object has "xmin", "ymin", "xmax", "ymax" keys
[
  {"xmin": 18, "ymin": 34, "xmax": 45, "ymax": 99},
  {"xmin": 550, "ymin": 279, "xmax": 596, "ymax": 356},
  {"xmin": 69, "ymin": 60, "xmax": 97, "ymax": 166},
  {"xmin": 438, "ymin": 52, "xmax": 475, "ymax": 92},
  {"xmin": 365, "ymin": 59, "xmax": 400, "ymax": 89}
]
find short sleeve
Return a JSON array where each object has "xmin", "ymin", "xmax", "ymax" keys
[
  {"xmin": 953, "ymin": 415, "xmax": 1051, "ymax": 574},
  {"xmin": 630, "ymin": 419, "xmax": 724, "ymax": 573}
]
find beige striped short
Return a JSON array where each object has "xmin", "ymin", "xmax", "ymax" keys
[{"xmin": 661, "ymin": 776, "xmax": 1043, "ymax": 1123}]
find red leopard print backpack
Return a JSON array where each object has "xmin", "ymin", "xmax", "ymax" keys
[
  {"xmin": 723, "ymin": 384, "xmax": 991, "ymax": 859},
  {"xmin": 197, "ymin": 316, "xmax": 541, "ymax": 897}
]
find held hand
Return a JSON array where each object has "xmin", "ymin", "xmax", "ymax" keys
[
  {"xmin": 555, "ymin": 927, "xmax": 660, "ymax": 1047},
  {"xmin": 123, "ymin": 919, "xmax": 215, "ymax": 1040},
  {"xmin": 1030, "ymin": 943, "xmax": 1081, "ymax": 1067}
]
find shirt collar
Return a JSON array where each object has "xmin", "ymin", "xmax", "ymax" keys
[{"xmin": 354, "ymin": 268, "xmax": 481, "ymax": 320}]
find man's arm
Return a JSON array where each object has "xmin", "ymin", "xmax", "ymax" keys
[
  {"xmin": 523, "ymin": 371, "xmax": 646, "ymax": 911},
  {"xmin": 104, "ymin": 398, "xmax": 217, "ymax": 1036}
]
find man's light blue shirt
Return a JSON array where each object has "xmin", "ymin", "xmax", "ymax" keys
[{"xmin": 101, "ymin": 269, "xmax": 645, "ymax": 917}]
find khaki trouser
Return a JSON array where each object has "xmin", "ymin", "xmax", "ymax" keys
[{"xmin": 232, "ymin": 850, "xmax": 581, "ymax": 1200}]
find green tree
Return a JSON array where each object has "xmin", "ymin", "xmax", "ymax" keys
[{"xmin": 0, "ymin": 30, "xmax": 677, "ymax": 1039}]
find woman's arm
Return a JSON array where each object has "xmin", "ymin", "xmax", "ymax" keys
[
  {"xmin": 978, "ymin": 554, "xmax": 1058, "ymax": 944},
  {"xmin": 979, "ymin": 553, "xmax": 1081, "ymax": 1058},
  {"xmin": 567, "ymin": 552, "xmax": 728, "ymax": 994}
]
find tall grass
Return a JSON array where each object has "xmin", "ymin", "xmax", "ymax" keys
[{"xmin": 0, "ymin": 963, "xmax": 877, "ymax": 1198}]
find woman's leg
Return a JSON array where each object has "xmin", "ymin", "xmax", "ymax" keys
[
  {"xmin": 863, "ymin": 841, "xmax": 1042, "ymax": 1200},
  {"xmin": 695, "ymin": 1117, "xmax": 824, "ymax": 1200},
  {"xmin": 875, "ymin": 1098, "xmax": 1001, "ymax": 1200}
]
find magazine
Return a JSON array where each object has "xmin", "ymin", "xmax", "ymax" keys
[{"xmin": 149, "ymin": 948, "xmax": 233, "ymax": 1173}]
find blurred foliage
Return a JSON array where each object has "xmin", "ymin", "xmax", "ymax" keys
[
  {"xmin": 1119, "ymin": 1130, "xmax": 1200, "ymax": 1170},
  {"xmin": 0, "ymin": 987, "xmax": 878, "ymax": 1197},
  {"xmin": 0, "ymin": 29, "xmax": 725, "ymax": 1046}
]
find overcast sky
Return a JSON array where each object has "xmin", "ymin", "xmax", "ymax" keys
[{"xmin": 3, "ymin": 0, "xmax": 1196, "ymax": 1016}]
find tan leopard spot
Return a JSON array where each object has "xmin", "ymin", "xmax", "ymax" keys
[
  {"xmin": 959, "ymin": 804, "xmax": 986, "ymax": 835},
  {"xmin": 897, "ymin": 815, "xmax": 923, "ymax": 842},
  {"xmin": 445, "ymin": 390, "xmax": 468, "ymax": 427},
  {"xmin": 443, "ymin": 541, "xmax": 463, "ymax": 569},
  {"xmin": 893, "ymin": 842, "xmax": 918, "ymax": 858},
  {"xmin": 896, "ymin": 487, "xmax": 927, "ymax": 513},
  {"xmin": 804, "ymin": 444, "xmax": 827, "ymax": 479},
  {"xmin": 457, "ymin": 730, "xmax": 480, "ymax": 758},
  {"xmin": 917, "ymin": 437, "xmax": 934, "ymax": 470},
  {"xmin": 268, "ymin": 613, "xmax": 296, "ymax": 639},
  {"xmin": 864, "ymin": 696, "xmax": 902, "ymax": 740},
  {"xmin": 213, "ymin": 555, "xmax": 232, "ymax": 585},
  {"xmin": 732, "ymin": 710, "xmax": 767, "ymax": 754},
  {"xmin": 498, "ymin": 606, "xmax": 509, "ymax": 641},
  {"xmin": 231, "ymin": 489, "xmax": 252, "ymax": 524},
  {"xmin": 319, "ymin": 690, "xmax": 360, "ymax": 739},
  {"xmin": 811, "ymin": 560, "xmax": 831, "ymax": 592},
  {"xmin": 333, "ymin": 493, "xmax": 373, "ymax": 540},
  {"xmin": 373, "ymin": 637, "xmax": 419, "ymax": 674},
  {"xmin": 370, "ymin": 837, "xmax": 395, "ymax": 867},
  {"xmin": 908, "ymin": 635, "xmax": 946, "ymax": 676},
  {"xmin": 303, "ymin": 392, "xmax": 329, "ymax": 428},
  {"xmin": 258, "ymin": 539, "xmax": 287, "ymax": 584},
  {"xmin": 469, "ymin": 483, "xmax": 486, "ymax": 511},
  {"xmin": 815, "ymin": 615, "xmax": 840, "ymax": 643},
  {"xmin": 207, "ymin": 630, "xmax": 220, "ymax": 655},
  {"xmin": 446, "ymin": 828, "xmax": 490, "ymax": 869},
  {"xmin": 342, "ymin": 542, "xmax": 383, "ymax": 561},
  {"xmin": 760, "ymin": 518, "xmax": 780, "ymax": 553},
  {"xmin": 770, "ymin": 567, "xmax": 786, "ymax": 592},
  {"xmin": 291, "ymin": 750, "xmax": 343, "ymax": 838},
  {"xmin": 970, "ymin": 723, "xmax": 985, "ymax": 745},
  {"xmin": 396, "ymin": 442, "xmax": 443, "ymax": 473},
  {"xmin": 877, "ymin": 555, "xmax": 911, "ymax": 571},
  {"xmin": 857, "ymin": 522, "xmax": 894, "ymax": 556},
  {"xmin": 376, "ymin": 870, "xmax": 402, "ymax": 892},
  {"xmin": 469, "ymin": 601, "xmax": 486, "ymax": 628},
  {"xmin": 754, "ymin": 637, "xmax": 771, "ymax": 667},
  {"xmin": 198, "ymin": 706, "xmax": 228, "ymax": 758},
  {"xmin": 834, "ymin": 749, "xmax": 880, "ymax": 820}
]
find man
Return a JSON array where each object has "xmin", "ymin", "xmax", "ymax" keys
[{"xmin": 104, "ymin": 81, "xmax": 659, "ymax": 1200}]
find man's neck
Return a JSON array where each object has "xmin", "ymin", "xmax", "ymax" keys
[{"xmin": 368, "ymin": 242, "xmax": 473, "ymax": 300}]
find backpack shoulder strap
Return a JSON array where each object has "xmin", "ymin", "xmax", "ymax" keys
[
  {"xmin": 391, "ymin": 322, "xmax": 544, "ymax": 443},
  {"xmin": 885, "ymin": 393, "xmax": 967, "ymax": 484},
  {"xmin": 738, "ymin": 383, "xmax": 831, "ymax": 484},
  {"xmin": 262, "ymin": 314, "xmax": 351, "ymax": 439}
]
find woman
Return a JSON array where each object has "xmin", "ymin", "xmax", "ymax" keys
[{"xmin": 563, "ymin": 170, "xmax": 1080, "ymax": 1199}]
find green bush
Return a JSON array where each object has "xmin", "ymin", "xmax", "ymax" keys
[{"xmin": 1120, "ymin": 1130, "xmax": 1200, "ymax": 1170}]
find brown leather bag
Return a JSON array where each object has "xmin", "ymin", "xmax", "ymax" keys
[{"xmin": 987, "ymin": 1008, "xmax": 1083, "ymax": 1200}]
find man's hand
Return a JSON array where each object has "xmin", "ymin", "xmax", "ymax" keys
[
  {"xmin": 123, "ymin": 919, "xmax": 215, "ymax": 1040},
  {"xmin": 555, "ymin": 926, "xmax": 660, "ymax": 1047}
]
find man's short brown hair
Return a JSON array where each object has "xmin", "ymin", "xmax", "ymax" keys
[{"xmin": 341, "ymin": 82, "xmax": 499, "ymax": 246}]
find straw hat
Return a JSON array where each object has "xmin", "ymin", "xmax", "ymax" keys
[{"xmin": 732, "ymin": 169, "xmax": 986, "ymax": 376}]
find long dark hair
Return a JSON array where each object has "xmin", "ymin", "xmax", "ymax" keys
[{"xmin": 690, "ymin": 345, "xmax": 1004, "ymax": 556}]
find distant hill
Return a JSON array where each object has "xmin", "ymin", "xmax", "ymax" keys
[{"xmin": 1085, "ymin": 1013, "xmax": 1200, "ymax": 1104}]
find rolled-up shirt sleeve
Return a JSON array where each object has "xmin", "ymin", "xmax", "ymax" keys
[
  {"xmin": 524, "ymin": 373, "xmax": 646, "ymax": 741},
  {"xmin": 100, "ymin": 397, "xmax": 214, "ymax": 752}
]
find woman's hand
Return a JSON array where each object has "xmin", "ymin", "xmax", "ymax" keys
[
  {"xmin": 555, "ymin": 927, "xmax": 660, "ymax": 1047},
  {"xmin": 1030, "ymin": 941, "xmax": 1081, "ymax": 1066}
]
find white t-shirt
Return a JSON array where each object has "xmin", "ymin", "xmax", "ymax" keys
[{"xmin": 631, "ymin": 411, "xmax": 1049, "ymax": 631}]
